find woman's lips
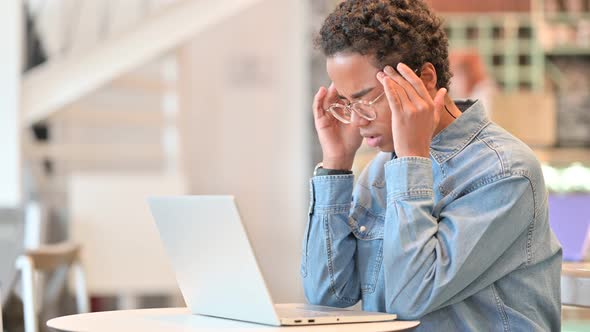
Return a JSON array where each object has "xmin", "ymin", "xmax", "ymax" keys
[{"xmin": 365, "ymin": 136, "xmax": 382, "ymax": 148}]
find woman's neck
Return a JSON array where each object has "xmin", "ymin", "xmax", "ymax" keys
[{"xmin": 434, "ymin": 95, "xmax": 461, "ymax": 137}]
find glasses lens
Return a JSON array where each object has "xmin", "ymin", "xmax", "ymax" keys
[
  {"xmin": 351, "ymin": 103, "xmax": 377, "ymax": 121},
  {"xmin": 328, "ymin": 104, "xmax": 352, "ymax": 123}
]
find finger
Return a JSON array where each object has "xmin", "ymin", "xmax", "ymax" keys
[
  {"xmin": 313, "ymin": 86, "xmax": 327, "ymax": 120},
  {"xmin": 376, "ymin": 71, "xmax": 403, "ymax": 113},
  {"xmin": 323, "ymin": 83, "xmax": 339, "ymax": 111},
  {"xmin": 384, "ymin": 65, "xmax": 430, "ymax": 111},
  {"xmin": 381, "ymin": 68, "xmax": 416, "ymax": 112},
  {"xmin": 396, "ymin": 62, "xmax": 431, "ymax": 101},
  {"xmin": 433, "ymin": 87, "xmax": 447, "ymax": 113}
]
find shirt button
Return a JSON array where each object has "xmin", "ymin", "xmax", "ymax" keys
[{"xmin": 359, "ymin": 226, "xmax": 367, "ymax": 233}]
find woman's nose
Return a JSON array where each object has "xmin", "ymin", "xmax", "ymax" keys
[{"xmin": 350, "ymin": 111, "xmax": 370, "ymax": 128}]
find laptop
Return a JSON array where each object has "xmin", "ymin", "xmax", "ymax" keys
[{"xmin": 147, "ymin": 195, "xmax": 397, "ymax": 326}]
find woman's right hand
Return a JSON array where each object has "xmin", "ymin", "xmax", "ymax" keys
[{"xmin": 313, "ymin": 83, "xmax": 363, "ymax": 170}]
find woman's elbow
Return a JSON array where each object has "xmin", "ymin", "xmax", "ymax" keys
[
  {"xmin": 386, "ymin": 296, "xmax": 431, "ymax": 320},
  {"xmin": 304, "ymin": 283, "xmax": 359, "ymax": 308},
  {"xmin": 304, "ymin": 285, "xmax": 343, "ymax": 307}
]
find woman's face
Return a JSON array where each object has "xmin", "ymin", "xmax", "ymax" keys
[{"xmin": 326, "ymin": 53, "xmax": 395, "ymax": 152}]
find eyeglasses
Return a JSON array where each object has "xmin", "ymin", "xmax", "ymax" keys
[
  {"xmin": 327, "ymin": 91, "xmax": 385, "ymax": 124},
  {"xmin": 327, "ymin": 67, "xmax": 420, "ymax": 124}
]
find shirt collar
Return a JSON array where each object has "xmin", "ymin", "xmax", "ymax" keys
[{"xmin": 430, "ymin": 99, "xmax": 490, "ymax": 164}]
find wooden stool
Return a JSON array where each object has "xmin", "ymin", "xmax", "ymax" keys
[{"xmin": 16, "ymin": 242, "xmax": 89, "ymax": 332}]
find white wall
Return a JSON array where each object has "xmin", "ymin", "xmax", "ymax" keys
[
  {"xmin": 179, "ymin": 0, "xmax": 310, "ymax": 302},
  {"xmin": 0, "ymin": 2, "xmax": 22, "ymax": 208}
]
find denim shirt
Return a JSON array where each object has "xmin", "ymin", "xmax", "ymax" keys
[{"xmin": 301, "ymin": 100, "xmax": 562, "ymax": 331}]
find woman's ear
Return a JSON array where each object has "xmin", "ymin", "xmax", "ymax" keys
[{"xmin": 418, "ymin": 62, "xmax": 438, "ymax": 92}]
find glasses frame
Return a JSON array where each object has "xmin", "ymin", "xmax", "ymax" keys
[
  {"xmin": 326, "ymin": 67, "xmax": 420, "ymax": 124},
  {"xmin": 327, "ymin": 91, "xmax": 385, "ymax": 124}
]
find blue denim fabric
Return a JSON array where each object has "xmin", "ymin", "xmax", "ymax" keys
[{"xmin": 301, "ymin": 100, "xmax": 562, "ymax": 331}]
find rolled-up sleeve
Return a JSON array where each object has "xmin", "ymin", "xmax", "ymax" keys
[
  {"xmin": 382, "ymin": 157, "xmax": 535, "ymax": 319},
  {"xmin": 301, "ymin": 174, "xmax": 361, "ymax": 307}
]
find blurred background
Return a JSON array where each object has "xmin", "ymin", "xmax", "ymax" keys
[{"xmin": 1, "ymin": 0, "xmax": 590, "ymax": 331}]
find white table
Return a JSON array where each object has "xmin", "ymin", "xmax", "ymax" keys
[{"xmin": 47, "ymin": 308, "xmax": 420, "ymax": 332}]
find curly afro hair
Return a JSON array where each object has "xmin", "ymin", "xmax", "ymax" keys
[{"xmin": 317, "ymin": 0, "xmax": 451, "ymax": 89}]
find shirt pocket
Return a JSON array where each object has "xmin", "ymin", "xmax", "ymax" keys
[{"xmin": 350, "ymin": 205, "xmax": 384, "ymax": 294}]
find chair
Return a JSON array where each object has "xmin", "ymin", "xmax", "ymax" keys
[
  {"xmin": 1, "ymin": 286, "xmax": 3, "ymax": 332},
  {"xmin": 562, "ymin": 262, "xmax": 590, "ymax": 308},
  {"xmin": 68, "ymin": 173, "xmax": 183, "ymax": 309},
  {"xmin": 15, "ymin": 242, "xmax": 89, "ymax": 332},
  {"xmin": 0, "ymin": 207, "xmax": 23, "ymax": 332}
]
